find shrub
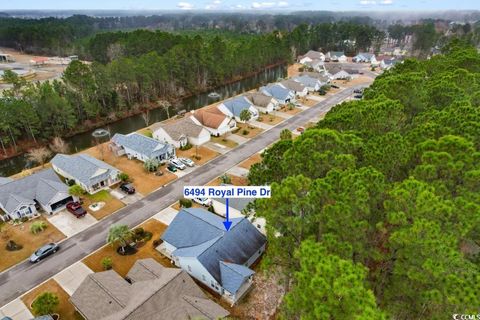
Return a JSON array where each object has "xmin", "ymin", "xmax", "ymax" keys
[
  {"xmin": 242, "ymin": 129, "xmax": 249, "ymax": 135},
  {"xmin": 69, "ymin": 184, "xmax": 85, "ymax": 197},
  {"xmin": 220, "ymin": 174, "xmax": 232, "ymax": 184},
  {"xmin": 179, "ymin": 198, "xmax": 192, "ymax": 208},
  {"xmin": 6, "ymin": 240, "xmax": 23, "ymax": 251},
  {"xmin": 257, "ymin": 116, "xmax": 264, "ymax": 122},
  {"xmin": 180, "ymin": 143, "xmax": 193, "ymax": 150},
  {"xmin": 143, "ymin": 231, "xmax": 153, "ymax": 241},
  {"xmin": 21, "ymin": 216, "xmax": 29, "ymax": 223},
  {"xmin": 280, "ymin": 129, "xmax": 293, "ymax": 141},
  {"xmin": 118, "ymin": 172, "xmax": 130, "ymax": 182},
  {"xmin": 101, "ymin": 257, "xmax": 113, "ymax": 270},
  {"xmin": 144, "ymin": 159, "xmax": 160, "ymax": 172},
  {"xmin": 207, "ymin": 206, "xmax": 216, "ymax": 214},
  {"xmin": 30, "ymin": 221, "xmax": 48, "ymax": 234},
  {"xmin": 152, "ymin": 239, "xmax": 162, "ymax": 247},
  {"xmin": 287, "ymin": 103, "xmax": 295, "ymax": 110},
  {"xmin": 31, "ymin": 292, "xmax": 59, "ymax": 316}
]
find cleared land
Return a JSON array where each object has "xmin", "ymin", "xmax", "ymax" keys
[
  {"xmin": 176, "ymin": 146, "xmax": 219, "ymax": 166},
  {"xmin": 0, "ymin": 217, "xmax": 65, "ymax": 272},
  {"xmin": 207, "ymin": 174, "xmax": 248, "ymax": 186},
  {"xmin": 171, "ymin": 201, "xmax": 203, "ymax": 211},
  {"xmin": 210, "ymin": 136, "xmax": 238, "ymax": 149},
  {"xmin": 234, "ymin": 123, "xmax": 264, "ymax": 139},
  {"xmin": 21, "ymin": 279, "xmax": 84, "ymax": 320},
  {"xmin": 256, "ymin": 114, "xmax": 284, "ymax": 125},
  {"xmin": 279, "ymin": 106, "xmax": 302, "ymax": 115}
]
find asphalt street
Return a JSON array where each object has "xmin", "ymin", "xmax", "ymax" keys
[{"xmin": 0, "ymin": 83, "xmax": 365, "ymax": 306}]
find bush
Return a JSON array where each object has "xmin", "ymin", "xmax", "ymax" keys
[
  {"xmin": 220, "ymin": 174, "xmax": 232, "ymax": 184},
  {"xmin": 30, "ymin": 221, "xmax": 48, "ymax": 234},
  {"xmin": 101, "ymin": 257, "xmax": 113, "ymax": 270},
  {"xmin": 144, "ymin": 159, "xmax": 160, "ymax": 172},
  {"xmin": 152, "ymin": 239, "xmax": 162, "ymax": 247},
  {"xmin": 180, "ymin": 143, "xmax": 193, "ymax": 150},
  {"xmin": 242, "ymin": 129, "xmax": 249, "ymax": 135},
  {"xmin": 6, "ymin": 240, "xmax": 23, "ymax": 251},
  {"xmin": 66, "ymin": 179, "xmax": 76, "ymax": 186},
  {"xmin": 118, "ymin": 172, "xmax": 130, "ymax": 182},
  {"xmin": 143, "ymin": 231, "xmax": 153, "ymax": 241},
  {"xmin": 134, "ymin": 227, "xmax": 145, "ymax": 236},
  {"xmin": 69, "ymin": 184, "xmax": 85, "ymax": 197},
  {"xmin": 31, "ymin": 292, "xmax": 59, "ymax": 316},
  {"xmin": 257, "ymin": 116, "xmax": 264, "ymax": 122},
  {"xmin": 207, "ymin": 206, "xmax": 216, "ymax": 214},
  {"xmin": 287, "ymin": 103, "xmax": 295, "ymax": 110},
  {"xmin": 179, "ymin": 198, "xmax": 192, "ymax": 208},
  {"xmin": 21, "ymin": 216, "xmax": 29, "ymax": 223}
]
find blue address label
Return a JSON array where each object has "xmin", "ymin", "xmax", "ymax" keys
[{"xmin": 183, "ymin": 186, "xmax": 271, "ymax": 199}]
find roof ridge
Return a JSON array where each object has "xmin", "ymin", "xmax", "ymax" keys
[
  {"xmin": 221, "ymin": 261, "xmax": 253, "ymax": 278},
  {"xmin": 181, "ymin": 295, "xmax": 218, "ymax": 320},
  {"xmin": 90, "ymin": 273, "xmax": 128, "ymax": 308}
]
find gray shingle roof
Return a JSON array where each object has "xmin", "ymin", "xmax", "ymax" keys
[
  {"xmin": 71, "ymin": 258, "xmax": 229, "ymax": 320},
  {"xmin": 293, "ymin": 75, "xmax": 320, "ymax": 88},
  {"xmin": 329, "ymin": 51, "xmax": 345, "ymax": 58},
  {"xmin": 301, "ymin": 50, "xmax": 324, "ymax": 60},
  {"xmin": 215, "ymin": 197, "xmax": 253, "ymax": 212},
  {"xmin": 111, "ymin": 133, "xmax": 173, "ymax": 159},
  {"xmin": 281, "ymin": 79, "xmax": 306, "ymax": 92},
  {"xmin": 357, "ymin": 52, "xmax": 375, "ymax": 59},
  {"xmin": 162, "ymin": 208, "xmax": 266, "ymax": 291},
  {"xmin": 260, "ymin": 84, "xmax": 292, "ymax": 101},
  {"xmin": 0, "ymin": 177, "xmax": 12, "ymax": 185},
  {"xmin": 222, "ymin": 96, "xmax": 254, "ymax": 118},
  {"xmin": 151, "ymin": 117, "xmax": 205, "ymax": 141},
  {"xmin": 0, "ymin": 168, "xmax": 68, "ymax": 215},
  {"xmin": 243, "ymin": 92, "xmax": 274, "ymax": 108},
  {"xmin": 51, "ymin": 154, "xmax": 119, "ymax": 187},
  {"xmin": 220, "ymin": 261, "xmax": 255, "ymax": 294}
]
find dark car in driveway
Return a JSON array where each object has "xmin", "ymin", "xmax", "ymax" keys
[
  {"xmin": 120, "ymin": 183, "xmax": 136, "ymax": 194},
  {"xmin": 66, "ymin": 201, "xmax": 87, "ymax": 218},
  {"xmin": 167, "ymin": 164, "xmax": 177, "ymax": 172},
  {"xmin": 29, "ymin": 242, "xmax": 59, "ymax": 263}
]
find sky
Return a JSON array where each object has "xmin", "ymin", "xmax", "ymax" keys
[{"xmin": 1, "ymin": 0, "xmax": 479, "ymax": 11}]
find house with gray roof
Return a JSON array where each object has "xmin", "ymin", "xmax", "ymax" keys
[
  {"xmin": 0, "ymin": 177, "xmax": 13, "ymax": 186},
  {"xmin": 151, "ymin": 117, "xmax": 210, "ymax": 149},
  {"xmin": 260, "ymin": 83, "xmax": 295, "ymax": 105},
  {"xmin": 111, "ymin": 133, "xmax": 175, "ymax": 163},
  {"xmin": 280, "ymin": 79, "xmax": 308, "ymax": 97},
  {"xmin": 70, "ymin": 258, "xmax": 229, "ymax": 320},
  {"xmin": 353, "ymin": 52, "xmax": 377, "ymax": 64},
  {"xmin": 158, "ymin": 208, "xmax": 266, "ymax": 305},
  {"xmin": 303, "ymin": 59, "xmax": 325, "ymax": 72},
  {"xmin": 51, "ymin": 154, "xmax": 120, "ymax": 194},
  {"xmin": 243, "ymin": 92, "xmax": 279, "ymax": 114},
  {"xmin": 217, "ymin": 96, "xmax": 259, "ymax": 123},
  {"xmin": 293, "ymin": 75, "xmax": 323, "ymax": 92},
  {"xmin": 327, "ymin": 51, "xmax": 347, "ymax": 62},
  {"xmin": 298, "ymin": 50, "xmax": 325, "ymax": 64},
  {"xmin": 0, "ymin": 168, "xmax": 74, "ymax": 220}
]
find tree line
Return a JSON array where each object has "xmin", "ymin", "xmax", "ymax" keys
[
  {"xmin": 249, "ymin": 39, "xmax": 480, "ymax": 319},
  {"xmin": 0, "ymin": 22, "xmax": 384, "ymax": 157}
]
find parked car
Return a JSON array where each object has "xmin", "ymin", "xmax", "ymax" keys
[
  {"xmin": 193, "ymin": 197, "xmax": 213, "ymax": 207},
  {"xmin": 120, "ymin": 183, "xmax": 136, "ymax": 194},
  {"xmin": 179, "ymin": 157, "xmax": 195, "ymax": 167},
  {"xmin": 170, "ymin": 158, "xmax": 186, "ymax": 170},
  {"xmin": 29, "ymin": 242, "xmax": 59, "ymax": 263},
  {"xmin": 353, "ymin": 88, "xmax": 364, "ymax": 94},
  {"xmin": 331, "ymin": 84, "xmax": 340, "ymax": 89},
  {"xmin": 167, "ymin": 164, "xmax": 177, "ymax": 172},
  {"xmin": 354, "ymin": 94, "xmax": 363, "ymax": 99},
  {"xmin": 66, "ymin": 201, "xmax": 87, "ymax": 218}
]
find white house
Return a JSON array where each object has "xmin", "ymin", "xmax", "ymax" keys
[
  {"xmin": 0, "ymin": 168, "xmax": 74, "ymax": 220},
  {"xmin": 298, "ymin": 50, "xmax": 325, "ymax": 64},
  {"xmin": 260, "ymin": 83, "xmax": 296, "ymax": 105},
  {"xmin": 243, "ymin": 92, "xmax": 279, "ymax": 114},
  {"xmin": 293, "ymin": 75, "xmax": 323, "ymax": 92},
  {"xmin": 111, "ymin": 133, "xmax": 175, "ymax": 163},
  {"xmin": 191, "ymin": 106, "xmax": 237, "ymax": 136},
  {"xmin": 158, "ymin": 208, "xmax": 267, "ymax": 305},
  {"xmin": 217, "ymin": 96, "xmax": 259, "ymax": 123},
  {"xmin": 303, "ymin": 59, "xmax": 325, "ymax": 73},
  {"xmin": 51, "ymin": 154, "xmax": 120, "ymax": 194},
  {"xmin": 327, "ymin": 51, "xmax": 348, "ymax": 63},
  {"xmin": 280, "ymin": 79, "xmax": 308, "ymax": 97},
  {"xmin": 151, "ymin": 117, "xmax": 210, "ymax": 148},
  {"xmin": 353, "ymin": 52, "xmax": 377, "ymax": 64}
]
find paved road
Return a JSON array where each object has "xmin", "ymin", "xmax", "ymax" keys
[{"xmin": 0, "ymin": 84, "xmax": 365, "ymax": 306}]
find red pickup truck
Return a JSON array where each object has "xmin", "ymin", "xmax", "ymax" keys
[{"xmin": 66, "ymin": 202, "xmax": 87, "ymax": 218}]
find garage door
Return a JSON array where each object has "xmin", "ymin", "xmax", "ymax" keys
[{"xmin": 51, "ymin": 196, "xmax": 73, "ymax": 211}]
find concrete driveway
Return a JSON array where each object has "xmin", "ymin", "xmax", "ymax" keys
[
  {"xmin": 53, "ymin": 262, "xmax": 93, "ymax": 296},
  {"xmin": 227, "ymin": 166, "xmax": 250, "ymax": 178},
  {"xmin": 47, "ymin": 211, "xmax": 97, "ymax": 237},
  {"xmin": 153, "ymin": 207, "xmax": 179, "ymax": 225},
  {"xmin": 111, "ymin": 189, "xmax": 144, "ymax": 205},
  {"xmin": 0, "ymin": 299, "xmax": 32, "ymax": 320}
]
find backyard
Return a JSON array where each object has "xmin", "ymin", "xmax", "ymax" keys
[
  {"xmin": 82, "ymin": 219, "xmax": 172, "ymax": 277},
  {"xmin": 21, "ymin": 279, "xmax": 84, "ymax": 320},
  {"xmin": 176, "ymin": 145, "xmax": 219, "ymax": 166},
  {"xmin": 82, "ymin": 190, "xmax": 125, "ymax": 220},
  {"xmin": 82, "ymin": 144, "xmax": 177, "ymax": 195},
  {"xmin": 234, "ymin": 123, "xmax": 264, "ymax": 139},
  {"xmin": 0, "ymin": 217, "xmax": 65, "ymax": 272}
]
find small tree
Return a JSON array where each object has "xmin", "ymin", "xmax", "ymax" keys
[
  {"xmin": 158, "ymin": 100, "xmax": 172, "ymax": 119},
  {"xmin": 30, "ymin": 221, "xmax": 48, "ymax": 234},
  {"xmin": 280, "ymin": 129, "xmax": 293, "ymax": 141},
  {"xmin": 49, "ymin": 137, "xmax": 69, "ymax": 154},
  {"xmin": 102, "ymin": 257, "xmax": 113, "ymax": 270},
  {"xmin": 118, "ymin": 172, "xmax": 130, "ymax": 182},
  {"xmin": 31, "ymin": 292, "xmax": 59, "ymax": 316},
  {"xmin": 220, "ymin": 174, "xmax": 232, "ymax": 184},
  {"xmin": 240, "ymin": 109, "xmax": 252, "ymax": 127},
  {"xmin": 107, "ymin": 225, "xmax": 133, "ymax": 254},
  {"xmin": 26, "ymin": 147, "xmax": 52, "ymax": 167},
  {"xmin": 144, "ymin": 159, "xmax": 160, "ymax": 172},
  {"xmin": 141, "ymin": 109, "xmax": 150, "ymax": 126},
  {"xmin": 179, "ymin": 198, "xmax": 192, "ymax": 208},
  {"xmin": 69, "ymin": 184, "xmax": 85, "ymax": 197}
]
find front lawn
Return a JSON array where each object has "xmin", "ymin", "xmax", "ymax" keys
[
  {"xmin": 302, "ymin": 98, "xmax": 319, "ymax": 107},
  {"xmin": 238, "ymin": 153, "xmax": 262, "ymax": 170},
  {"xmin": 21, "ymin": 279, "xmax": 84, "ymax": 320},
  {"xmin": 207, "ymin": 174, "xmax": 248, "ymax": 186},
  {"xmin": 0, "ymin": 217, "xmax": 65, "ymax": 272},
  {"xmin": 83, "ymin": 190, "xmax": 125, "ymax": 220},
  {"xmin": 278, "ymin": 106, "xmax": 302, "ymax": 115},
  {"xmin": 210, "ymin": 136, "xmax": 238, "ymax": 149},
  {"xmin": 171, "ymin": 201, "xmax": 204, "ymax": 211},
  {"xmin": 234, "ymin": 123, "xmax": 264, "ymax": 139},
  {"xmin": 82, "ymin": 219, "xmax": 172, "ymax": 277},
  {"xmin": 256, "ymin": 114, "xmax": 284, "ymax": 125},
  {"xmin": 176, "ymin": 145, "xmax": 219, "ymax": 165}
]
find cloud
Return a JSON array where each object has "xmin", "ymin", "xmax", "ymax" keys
[
  {"xmin": 251, "ymin": 1, "xmax": 289, "ymax": 9},
  {"xmin": 177, "ymin": 2, "xmax": 194, "ymax": 9},
  {"xmin": 359, "ymin": 0, "xmax": 376, "ymax": 5},
  {"xmin": 213, "ymin": 0, "xmax": 221, "ymax": 4},
  {"xmin": 380, "ymin": 0, "xmax": 393, "ymax": 4}
]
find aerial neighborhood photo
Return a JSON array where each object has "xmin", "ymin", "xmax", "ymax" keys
[{"xmin": 0, "ymin": 0, "xmax": 479, "ymax": 319}]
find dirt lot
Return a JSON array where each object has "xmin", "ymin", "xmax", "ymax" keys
[
  {"xmin": 234, "ymin": 123, "xmax": 264, "ymax": 139},
  {"xmin": 210, "ymin": 136, "xmax": 238, "ymax": 149},
  {"xmin": 302, "ymin": 98, "xmax": 319, "ymax": 107},
  {"xmin": 82, "ymin": 190, "xmax": 125, "ymax": 220},
  {"xmin": 207, "ymin": 174, "xmax": 248, "ymax": 186},
  {"xmin": 21, "ymin": 279, "xmax": 84, "ymax": 320},
  {"xmin": 278, "ymin": 106, "xmax": 303, "ymax": 115},
  {"xmin": 238, "ymin": 153, "xmax": 262, "ymax": 170},
  {"xmin": 171, "ymin": 201, "xmax": 204, "ymax": 211},
  {"xmin": 83, "ymin": 219, "xmax": 172, "ymax": 277},
  {"xmin": 176, "ymin": 146, "xmax": 219, "ymax": 166},
  {"xmin": 287, "ymin": 63, "xmax": 303, "ymax": 77},
  {"xmin": 257, "ymin": 114, "xmax": 284, "ymax": 125},
  {"xmin": 82, "ymin": 144, "xmax": 177, "ymax": 195},
  {"xmin": 0, "ymin": 217, "xmax": 65, "ymax": 272}
]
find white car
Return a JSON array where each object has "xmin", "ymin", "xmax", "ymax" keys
[
  {"xmin": 179, "ymin": 157, "xmax": 195, "ymax": 167},
  {"xmin": 169, "ymin": 158, "xmax": 186, "ymax": 170},
  {"xmin": 193, "ymin": 197, "xmax": 213, "ymax": 207}
]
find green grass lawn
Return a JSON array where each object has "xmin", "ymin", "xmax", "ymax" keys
[{"xmin": 86, "ymin": 189, "xmax": 111, "ymax": 202}]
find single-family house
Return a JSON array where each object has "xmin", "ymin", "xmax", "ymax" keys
[
  {"xmin": 299, "ymin": 72, "xmax": 331, "ymax": 84},
  {"xmin": 302, "ymin": 59, "xmax": 325, "ymax": 72},
  {"xmin": 71, "ymin": 258, "xmax": 229, "ymax": 320},
  {"xmin": 298, "ymin": 50, "xmax": 325, "ymax": 64},
  {"xmin": 217, "ymin": 96, "xmax": 259, "ymax": 122},
  {"xmin": 243, "ymin": 92, "xmax": 279, "ymax": 114},
  {"xmin": 353, "ymin": 52, "xmax": 377, "ymax": 64},
  {"xmin": 327, "ymin": 51, "xmax": 348, "ymax": 63},
  {"xmin": 260, "ymin": 83, "xmax": 295, "ymax": 105},
  {"xmin": 0, "ymin": 168, "xmax": 74, "ymax": 220},
  {"xmin": 280, "ymin": 79, "xmax": 308, "ymax": 97},
  {"xmin": 111, "ymin": 133, "xmax": 175, "ymax": 163},
  {"xmin": 292, "ymin": 74, "xmax": 323, "ymax": 92},
  {"xmin": 332, "ymin": 70, "xmax": 351, "ymax": 80},
  {"xmin": 51, "ymin": 154, "xmax": 120, "ymax": 194},
  {"xmin": 380, "ymin": 57, "xmax": 401, "ymax": 70},
  {"xmin": 158, "ymin": 208, "xmax": 267, "ymax": 305},
  {"xmin": 151, "ymin": 117, "xmax": 210, "ymax": 148},
  {"xmin": 191, "ymin": 107, "xmax": 237, "ymax": 137}
]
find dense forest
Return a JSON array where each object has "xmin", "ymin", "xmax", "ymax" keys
[
  {"xmin": 249, "ymin": 40, "xmax": 480, "ymax": 319},
  {"xmin": 0, "ymin": 22, "xmax": 384, "ymax": 156}
]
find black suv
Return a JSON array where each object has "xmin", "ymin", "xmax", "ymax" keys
[{"xmin": 120, "ymin": 183, "xmax": 136, "ymax": 194}]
